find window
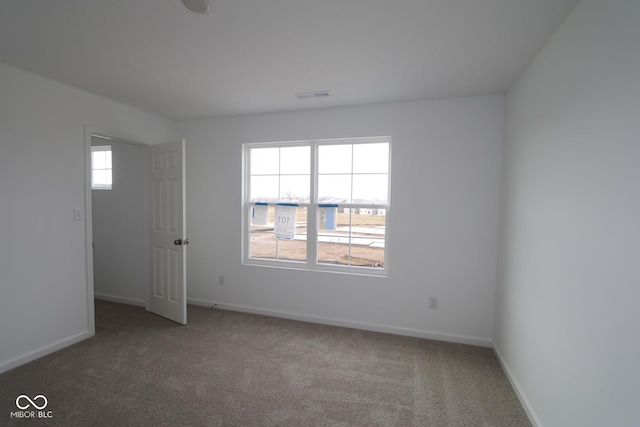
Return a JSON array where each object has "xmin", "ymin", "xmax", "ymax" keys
[
  {"xmin": 243, "ymin": 137, "xmax": 390, "ymax": 275},
  {"xmin": 91, "ymin": 145, "xmax": 112, "ymax": 190}
]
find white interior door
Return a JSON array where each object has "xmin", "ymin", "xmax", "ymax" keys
[{"xmin": 148, "ymin": 140, "xmax": 187, "ymax": 324}]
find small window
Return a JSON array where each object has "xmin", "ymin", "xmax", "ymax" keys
[
  {"xmin": 91, "ymin": 145, "xmax": 112, "ymax": 190},
  {"xmin": 243, "ymin": 137, "xmax": 391, "ymax": 276}
]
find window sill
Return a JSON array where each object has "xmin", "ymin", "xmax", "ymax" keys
[{"xmin": 242, "ymin": 258, "xmax": 388, "ymax": 278}]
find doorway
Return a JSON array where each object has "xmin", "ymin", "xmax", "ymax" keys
[
  {"xmin": 85, "ymin": 130, "xmax": 188, "ymax": 332},
  {"xmin": 91, "ymin": 135, "xmax": 149, "ymax": 309}
]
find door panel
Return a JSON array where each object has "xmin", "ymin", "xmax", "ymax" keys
[{"xmin": 148, "ymin": 140, "xmax": 186, "ymax": 324}]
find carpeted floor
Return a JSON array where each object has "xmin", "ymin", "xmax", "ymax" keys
[{"xmin": 0, "ymin": 300, "xmax": 530, "ymax": 426}]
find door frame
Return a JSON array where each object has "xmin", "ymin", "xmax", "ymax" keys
[{"xmin": 84, "ymin": 125, "xmax": 151, "ymax": 336}]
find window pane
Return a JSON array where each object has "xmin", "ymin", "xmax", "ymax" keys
[
  {"xmin": 353, "ymin": 143, "xmax": 389, "ymax": 173},
  {"xmin": 351, "ymin": 211, "xmax": 385, "ymax": 267},
  {"xmin": 318, "ymin": 174, "xmax": 351, "ymax": 202},
  {"xmin": 251, "ymin": 147, "xmax": 279, "ymax": 175},
  {"xmin": 250, "ymin": 205, "xmax": 276, "ymax": 259},
  {"xmin": 250, "ymin": 176, "xmax": 278, "ymax": 202},
  {"xmin": 250, "ymin": 207, "xmax": 307, "ymax": 262},
  {"xmin": 276, "ymin": 207, "xmax": 306, "ymax": 261},
  {"xmin": 280, "ymin": 146, "xmax": 310, "ymax": 175},
  {"xmin": 352, "ymin": 174, "xmax": 388, "ymax": 204},
  {"xmin": 317, "ymin": 209, "xmax": 385, "ymax": 268},
  {"xmin": 276, "ymin": 239, "xmax": 307, "ymax": 262},
  {"xmin": 318, "ymin": 144, "xmax": 352, "ymax": 174},
  {"xmin": 317, "ymin": 241, "xmax": 351, "ymax": 266},
  {"xmin": 317, "ymin": 209, "xmax": 350, "ymax": 265},
  {"xmin": 349, "ymin": 244, "xmax": 385, "ymax": 268},
  {"xmin": 92, "ymin": 151, "xmax": 106, "ymax": 169},
  {"xmin": 93, "ymin": 170, "xmax": 109, "ymax": 186},
  {"xmin": 251, "ymin": 231, "xmax": 277, "ymax": 260},
  {"xmin": 279, "ymin": 175, "xmax": 310, "ymax": 203}
]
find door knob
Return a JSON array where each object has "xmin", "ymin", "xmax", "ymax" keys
[{"xmin": 173, "ymin": 239, "xmax": 183, "ymax": 246}]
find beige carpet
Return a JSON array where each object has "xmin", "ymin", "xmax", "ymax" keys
[{"xmin": 0, "ymin": 300, "xmax": 530, "ymax": 426}]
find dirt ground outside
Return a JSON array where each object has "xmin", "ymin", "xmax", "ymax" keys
[{"xmin": 250, "ymin": 211, "xmax": 385, "ymax": 268}]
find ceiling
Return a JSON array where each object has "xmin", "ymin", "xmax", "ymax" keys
[{"xmin": 0, "ymin": 0, "xmax": 579, "ymax": 121}]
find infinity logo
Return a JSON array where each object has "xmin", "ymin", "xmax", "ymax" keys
[{"xmin": 15, "ymin": 395, "xmax": 48, "ymax": 410}]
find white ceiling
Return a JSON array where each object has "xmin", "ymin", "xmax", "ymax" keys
[{"xmin": 0, "ymin": 0, "xmax": 579, "ymax": 121}]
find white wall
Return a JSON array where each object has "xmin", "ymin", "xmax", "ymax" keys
[
  {"xmin": 0, "ymin": 62, "xmax": 175, "ymax": 373},
  {"xmin": 92, "ymin": 138, "xmax": 149, "ymax": 306},
  {"xmin": 176, "ymin": 96, "xmax": 504, "ymax": 346},
  {"xmin": 494, "ymin": 1, "xmax": 640, "ymax": 426}
]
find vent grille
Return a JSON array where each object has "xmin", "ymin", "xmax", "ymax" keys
[{"xmin": 295, "ymin": 90, "xmax": 331, "ymax": 99}]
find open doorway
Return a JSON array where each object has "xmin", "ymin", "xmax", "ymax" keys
[
  {"xmin": 86, "ymin": 131, "xmax": 188, "ymax": 331},
  {"xmin": 90, "ymin": 134, "xmax": 149, "ymax": 318}
]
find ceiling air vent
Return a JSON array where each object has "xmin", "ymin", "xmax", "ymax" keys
[{"xmin": 295, "ymin": 90, "xmax": 331, "ymax": 99}]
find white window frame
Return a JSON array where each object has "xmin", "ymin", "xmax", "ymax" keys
[
  {"xmin": 242, "ymin": 137, "xmax": 391, "ymax": 277},
  {"xmin": 91, "ymin": 145, "xmax": 112, "ymax": 190}
]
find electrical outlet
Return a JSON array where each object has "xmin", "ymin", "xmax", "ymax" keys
[
  {"xmin": 218, "ymin": 275, "xmax": 224, "ymax": 286},
  {"xmin": 428, "ymin": 297, "xmax": 438, "ymax": 309}
]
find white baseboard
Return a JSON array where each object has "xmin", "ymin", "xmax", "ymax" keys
[
  {"xmin": 95, "ymin": 293, "xmax": 146, "ymax": 307},
  {"xmin": 0, "ymin": 330, "xmax": 92, "ymax": 375},
  {"xmin": 493, "ymin": 345, "xmax": 543, "ymax": 427},
  {"xmin": 187, "ymin": 298, "xmax": 492, "ymax": 347}
]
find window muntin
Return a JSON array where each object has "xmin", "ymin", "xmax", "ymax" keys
[
  {"xmin": 244, "ymin": 138, "xmax": 390, "ymax": 275},
  {"xmin": 91, "ymin": 145, "xmax": 112, "ymax": 190}
]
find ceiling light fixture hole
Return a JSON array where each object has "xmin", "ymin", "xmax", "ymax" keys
[{"xmin": 182, "ymin": 0, "xmax": 211, "ymax": 14}]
